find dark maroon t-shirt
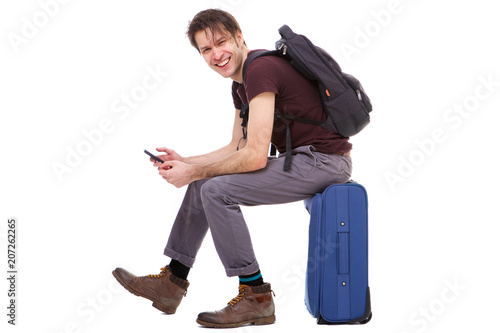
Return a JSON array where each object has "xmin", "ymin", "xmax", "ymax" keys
[{"xmin": 232, "ymin": 50, "xmax": 352, "ymax": 155}]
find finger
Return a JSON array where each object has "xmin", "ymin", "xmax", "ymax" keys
[
  {"xmin": 158, "ymin": 168, "xmax": 170, "ymax": 178},
  {"xmin": 156, "ymin": 147, "xmax": 173, "ymax": 154},
  {"xmin": 159, "ymin": 160, "xmax": 175, "ymax": 170},
  {"xmin": 153, "ymin": 161, "xmax": 164, "ymax": 167}
]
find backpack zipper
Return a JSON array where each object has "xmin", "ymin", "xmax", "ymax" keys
[{"xmin": 280, "ymin": 39, "xmax": 348, "ymax": 91}]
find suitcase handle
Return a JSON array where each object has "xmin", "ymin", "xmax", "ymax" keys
[{"xmin": 338, "ymin": 232, "xmax": 349, "ymax": 275}]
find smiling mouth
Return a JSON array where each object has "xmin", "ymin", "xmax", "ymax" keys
[{"xmin": 215, "ymin": 58, "xmax": 230, "ymax": 67}]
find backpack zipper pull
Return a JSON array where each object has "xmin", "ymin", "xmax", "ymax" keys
[
  {"xmin": 356, "ymin": 89, "xmax": 362, "ymax": 101},
  {"xmin": 278, "ymin": 42, "xmax": 288, "ymax": 55}
]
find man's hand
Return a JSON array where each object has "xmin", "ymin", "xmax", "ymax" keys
[
  {"xmin": 158, "ymin": 160, "xmax": 197, "ymax": 188},
  {"xmin": 151, "ymin": 147, "xmax": 184, "ymax": 167}
]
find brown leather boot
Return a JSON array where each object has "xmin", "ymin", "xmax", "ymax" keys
[
  {"xmin": 112, "ymin": 266, "xmax": 189, "ymax": 314},
  {"xmin": 196, "ymin": 283, "xmax": 275, "ymax": 328}
]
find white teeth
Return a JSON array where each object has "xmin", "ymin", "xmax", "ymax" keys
[{"xmin": 217, "ymin": 58, "xmax": 229, "ymax": 67}]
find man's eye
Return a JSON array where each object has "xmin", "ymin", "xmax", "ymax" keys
[
  {"xmin": 219, "ymin": 40, "xmax": 226, "ymax": 45},
  {"xmin": 202, "ymin": 48, "xmax": 211, "ymax": 54}
]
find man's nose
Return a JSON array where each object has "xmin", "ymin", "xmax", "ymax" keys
[{"xmin": 212, "ymin": 47, "xmax": 223, "ymax": 60}]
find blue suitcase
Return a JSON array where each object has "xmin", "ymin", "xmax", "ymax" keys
[{"xmin": 304, "ymin": 182, "xmax": 372, "ymax": 324}]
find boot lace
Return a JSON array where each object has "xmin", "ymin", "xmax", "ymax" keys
[
  {"xmin": 228, "ymin": 285, "xmax": 247, "ymax": 306},
  {"xmin": 147, "ymin": 266, "xmax": 167, "ymax": 279}
]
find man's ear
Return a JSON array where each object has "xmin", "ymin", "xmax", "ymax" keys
[{"xmin": 235, "ymin": 31, "xmax": 245, "ymax": 48}]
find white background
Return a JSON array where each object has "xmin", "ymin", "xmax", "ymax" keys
[{"xmin": 1, "ymin": 0, "xmax": 499, "ymax": 332}]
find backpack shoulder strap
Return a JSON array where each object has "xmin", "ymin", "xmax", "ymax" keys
[{"xmin": 239, "ymin": 49, "xmax": 278, "ymax": 130}]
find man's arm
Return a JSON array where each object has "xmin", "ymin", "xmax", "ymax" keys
[
  {"xmin": 159, "ymin": 92, "xmax": 275, "ymax": 187},
  {"xmin": 195, "ymin": 91, "xmax": 274, "ymax": 176},
  {"xmin": 182, "ymin": 106, "xmax": 248, "ymax": 165}
]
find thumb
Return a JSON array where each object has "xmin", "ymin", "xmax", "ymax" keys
[{"xmin": 159, "ymin": 160, "xmax": 175, "ymax": 170}]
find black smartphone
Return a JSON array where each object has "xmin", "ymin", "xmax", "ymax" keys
[{"xmin": 144, "ymin": 149, "xmax": 164, "ymax": 163}]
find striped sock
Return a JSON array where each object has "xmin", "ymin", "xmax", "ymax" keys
[{"xmin": 239, "ymin": 270, "xmax": 264, "ymax": 286}]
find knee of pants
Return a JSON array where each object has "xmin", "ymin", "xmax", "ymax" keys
[{"xmin": 200, "ymin": 177, "xmax": 228, "ymax": 206}]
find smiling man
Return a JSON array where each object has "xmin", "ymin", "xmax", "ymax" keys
[
  {"xmin": 198, "ymin": 25, "xmax": 246, "ymax": 79},
  {"xmin": 112, "ymin": 9, "xmax": 352, "ymax": 328}
]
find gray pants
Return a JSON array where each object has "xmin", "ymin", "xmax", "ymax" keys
[{"xmin": 164, "ymin": 146, "xmax": 352, "ymax": 277}]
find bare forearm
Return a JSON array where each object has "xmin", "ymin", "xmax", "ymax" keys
[
  {"xmin": 161, "ymin": 93, "xmax": 275, "ymax": 187},
  {"xmin": 189, "ymin": 93, "xmax": 275, "ymax": 179},
  {"xmin": 183, "ymin": 142, "xmax": 239, "ymax": 165},
  {"xmin": 192, "ymin": 146, "xmax": 267, "ymax": 180}
]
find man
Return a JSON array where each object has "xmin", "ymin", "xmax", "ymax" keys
[{"xmin": 112, "ymin": 9, "xmax": 352, "ymax": 328}]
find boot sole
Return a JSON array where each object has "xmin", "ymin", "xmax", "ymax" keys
[
  {"xmin": 196, "ymin": 315, "xmax": 276, "ymax": 328},
  {"xmin": 112, "ymin": 269, "xmax": 176, "ymax": 314}
]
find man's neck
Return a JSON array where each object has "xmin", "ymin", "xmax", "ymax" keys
[{"xmin": 231, "ymin": 46, "xmax": 250, "ymax": 83}]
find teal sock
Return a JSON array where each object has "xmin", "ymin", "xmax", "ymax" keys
[{"xmin": 239, "ymin": 270, "xmax": 264, "ymax": 286}]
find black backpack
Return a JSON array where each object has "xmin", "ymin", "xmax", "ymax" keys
[{"xmin": 240, "ymin": 25, "xmax": 372, "ymax": 170}]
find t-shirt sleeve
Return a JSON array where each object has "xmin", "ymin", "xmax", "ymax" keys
[{"xmin": 243, "ymin": 57, "xmax": 280, "ymax": 102}]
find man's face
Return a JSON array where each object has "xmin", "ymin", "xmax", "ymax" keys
[{"xmin": 195, "ymin": 28, "xmax": 246, "ymax": 81}]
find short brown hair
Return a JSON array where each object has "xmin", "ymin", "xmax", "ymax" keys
[{"xmin": 187, "ymin": 9, "xmax": 243, "ymax": 53}]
